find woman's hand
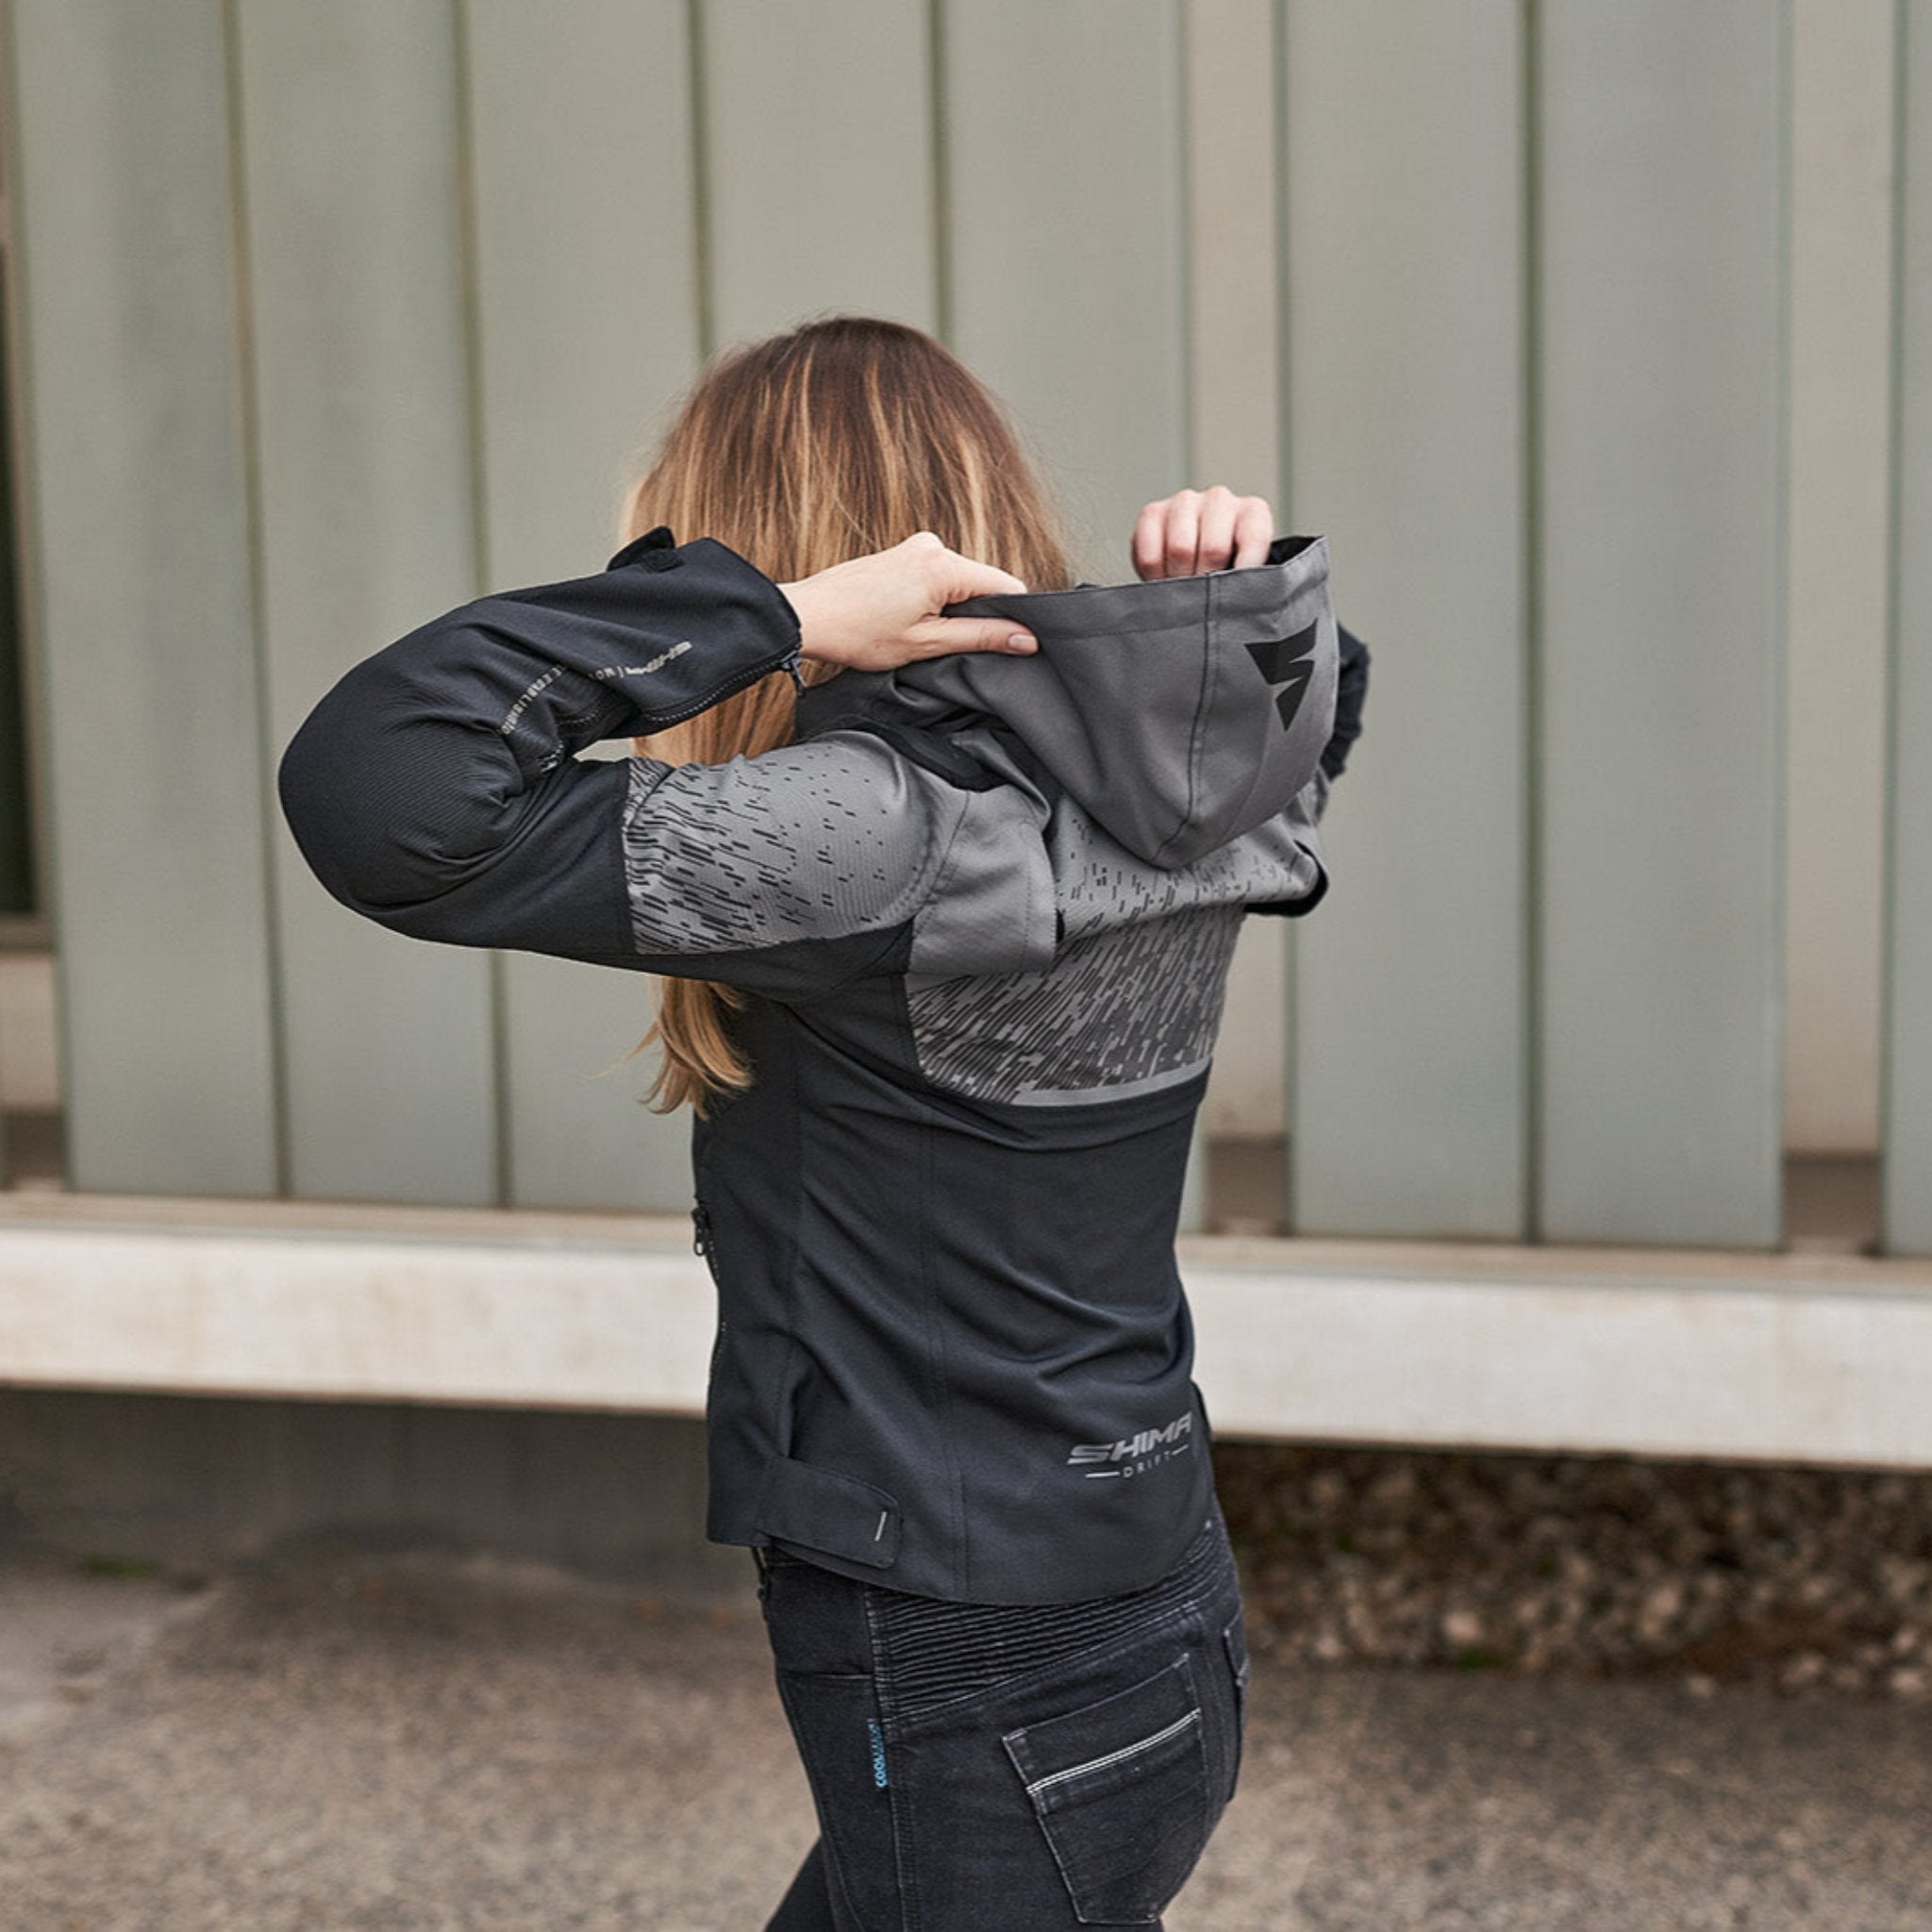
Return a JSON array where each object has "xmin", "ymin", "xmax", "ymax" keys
[
  {"xmin": 1131, "ymin": 486, "xmax": 1274, "ymax": 580},
  {"xmin": 780, "ymin": 532, "xmax": 1037, "ymax": 671}
]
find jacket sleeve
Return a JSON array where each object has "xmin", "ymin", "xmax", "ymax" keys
[
  {"xmin": 277, "ymin": 532, "xmax": 1058, "ymax": 1000},
  {"xmin": 1322, "ymin": 624, "xmax": 1371, "ymax": 785}
]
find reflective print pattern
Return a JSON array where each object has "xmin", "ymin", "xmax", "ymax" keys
[
  {"xmin": 908, "ymin": 903, "xmax": 1243, "ymax": 1104},
  {"xmin": 620, "ymin": 739, "xmax": 951, "ymax": 956},
  {"xmin": 1051, "ymin": 786, "xmax": 1324, "ymax": 945}
]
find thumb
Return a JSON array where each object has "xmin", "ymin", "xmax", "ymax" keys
[
  {"xmin": 905, "ymin": 533, "xmax": 1027, "ymax": 605},
  {"xmin": 911, "ymin": 614, "xmax": 1039, "ymax": 658},
  {"xmin": 937, "ymin": 556, "xmax": 1028, "ymax": 602}
]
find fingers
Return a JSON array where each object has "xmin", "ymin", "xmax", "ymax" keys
[
  {"xmin": 1131, "ymin": 486, "xmax": 1274, "ymax": 578},
  {"xmin": 1131, "ymin": 500, "xmax": 1169, "ymax": 581},
  {"xmin": 1197, "ymin": 490, "xmax": 1240, "ymax": 573},
  {"xmin": 909, "ymin": 616, "xmax": 1037, "ymax": 658},
  {"xmin": 782, "ymin": 536, "xmax": 1035, "ymax": 671},
  {"xmin": 1232, "ymin": 495, "xmax": 1274, "ymax": 569},
  {"xmin": 1164, "ymin": 492, "xmax": 1202, "ymax": 577}
]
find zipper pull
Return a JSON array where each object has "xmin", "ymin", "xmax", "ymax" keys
[{"xmin": 691, "ymin": 1202, "xmax": 713, "ymax": 1260}]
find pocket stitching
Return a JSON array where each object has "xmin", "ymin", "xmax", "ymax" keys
[{"xmin": 1020, "ymin": 1706, "xmax": 1202, "ymax": 1801}]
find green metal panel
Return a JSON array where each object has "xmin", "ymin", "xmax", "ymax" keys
[
  {"xmin": 1183, "ymin": 0, "xmax": 1280, "ymax": 506},
  {"xmin": 1282, "ymin": 0, "xmax": 1530, "ymax": 1238},
  {"xmin": 1184, "ymin": 0, "xmax": 1283, "ymax": 1223},
  {"xmin": 462, "ymin": 0, "xmax": 703, "ymax": 1210},
  {"xmin": 700, "ymin": 0, "xmax": 938, "ymax": 344},
  {"xmin": 236, "ymin": 2, "xmax": 496, "ymax": 1204},
  {"xmin": 1784, "ymin": 0, "xmax": 1893, "ymax": 1161},
  {"xmin": 1887, "ymin": 3, "xmax": 1932, "ymax": 1255},
  {"xmin": 3, "ymin": 0, "xmax": 279, "ymax": 1194},
  {"xmin": 499, "ymin": 964, "xmax": 693, "ymax": 1209},
  {"xmin": 941, "ymin": 0, "xmax": 1189, "ymax": 579},
  {"xmin": 1538, "ymin": 2, "xmax": 1787, "ymax": 1246}
]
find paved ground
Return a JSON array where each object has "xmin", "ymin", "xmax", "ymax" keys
[{"xmin": 3, "ymin": 1547, "xmax": 1930, "ymax": 1931}]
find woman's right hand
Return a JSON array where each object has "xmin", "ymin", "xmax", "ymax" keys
[
  {"xmin": 780, "ymin": 533, "xmax": 1037, "ymax": 672},
  {"xmin": 1132, "ymin": 486, "xmax": 1274, "ymax": 580}
]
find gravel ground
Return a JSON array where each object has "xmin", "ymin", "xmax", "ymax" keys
[
  {"xmin": 1216, "ymin": 1440, "xmax": 1932, "ymax": 1701},
  {"xmin": 7, "ymin": 1545, "xmax": 1932, "ymax": 1929}
]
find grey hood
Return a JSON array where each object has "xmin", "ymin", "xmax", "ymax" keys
[{"xmin": 794, "ymin": 534, "xmax": 1338, "ymax": 870}]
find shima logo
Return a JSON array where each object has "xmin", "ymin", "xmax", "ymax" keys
[
  {"xmin": 1246, "ymin": 620, "xmax": 1321, "ymax": 733},
  {"xmin": 1066, "ymin": 1410, "xmax": 1195, "ymax": 1479}
]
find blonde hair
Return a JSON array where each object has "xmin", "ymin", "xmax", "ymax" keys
[{"xmin": 623, "ymin": 317, "xmax": 1071, "ymax": 1113}]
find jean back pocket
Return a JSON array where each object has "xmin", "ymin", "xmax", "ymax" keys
[{"xmin": 1002, "ymin": 1656, "xmax": 1212, "ymax": 1925}]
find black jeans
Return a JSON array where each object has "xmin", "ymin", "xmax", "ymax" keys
[{"xmin": 757, "ymin": 1506, "xmax": 1249, "ymax": 1931}]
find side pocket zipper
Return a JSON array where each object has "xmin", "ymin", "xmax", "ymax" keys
[{"xmin": 694, "ymin": 1202, "xmax": 725, "ymax": 1378}]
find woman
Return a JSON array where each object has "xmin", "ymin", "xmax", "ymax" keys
[{"xmin": 280, "ymin": 317, "xmax": 1366, "ymax": 1930}]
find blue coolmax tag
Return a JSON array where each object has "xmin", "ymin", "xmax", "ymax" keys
[{"xmin": 866, "ymin": 1718, "xmax": 889, "ymax": 1788}]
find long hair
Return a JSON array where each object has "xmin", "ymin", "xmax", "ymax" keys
[{"xmin": 622, "ymin": 316, "xmax": 1072, "ymax": 1114}]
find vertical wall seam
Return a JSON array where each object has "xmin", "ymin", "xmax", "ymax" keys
[
  {"xmin": 0, "ymin": 0, "xmax": 64, "ymax": 1194},
  {"xmin": 1880, "ymin": 0, "xmax": 1911, "ymax": 1252},
  {"xmin": 1521, "ymin": 0, "xmax": 1545, "ymax": 1244},
  {"xmin": 1272, "ymin": 0, "xmax": 1295, "ymax": 530},
  {"xmin": 451, "ymin": 2, "xmax": 491, "ymax": 597},
  {"xmin": 222, "ymin": 0, "xmax": 291, "ymax": 1199},
  {"xmin": 1174, "ymin": 0, "xmax": 1195, "ymax": 485},
  {"xmin": 1770, "ymin": 0, "xmax": 1795, "ymax": 1243},
  {"xmin": 1173, "ymin": 0, "xmax": 1202, "ymax": 1235},
  {"xmin": 0, "ymin": 258, "xmax": 33, "ymax": 933},
  {"xmin": 0, "ymin": 2, "xmax": 63, "ymax": 978},
  {"xmin": 449, "ymin": 0, "xmax": 511, "ymax": 1208},
  {"xmin": 1273, "ymin": 0, "xmax": 1299, "ymax": 1231},
  {"xmin": 686, "ymin": 0, "xmax": 716, "ymax": 358},
  {"xmin": 928, "ymin": 0, "xmax": 953, "ymax": 344},
  {"xmin": 0, "ymin": 1, "xmax": 48, "ymax": 953}
]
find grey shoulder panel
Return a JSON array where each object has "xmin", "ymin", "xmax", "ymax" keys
[
  {"xmin": 621, "ymin": 733, "xmax": 1056, "ymax": 979},
  {"xmin": 906, "ymin": 781, "xmax": 1058, "ymax": 980}
]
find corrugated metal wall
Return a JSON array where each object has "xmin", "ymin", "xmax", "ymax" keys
[{"xmin": 2, "ymin": 0, "xmax": 1926, "ymax": 1252}]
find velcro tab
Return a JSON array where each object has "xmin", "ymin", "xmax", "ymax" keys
[{"xmin": 756, "ymin": 1457, "xmax": 902, "ymax": 1570}]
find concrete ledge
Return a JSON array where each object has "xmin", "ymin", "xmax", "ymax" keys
[
  {"xmin": 5, "ymin": 1196, "xmax": 1932, "ymax": 1465},
  {"xmin": 1186, "ymin": 1251, "xmax": 1932, "ymax": 1466},
  {"xmin": 0, "ymin": 1199, "xmax": 715, "ymax": 1414}
]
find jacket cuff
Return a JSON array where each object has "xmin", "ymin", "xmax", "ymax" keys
[{"xmin": 586, "ymin": 529, "xmax": 803, "ymax": 735}]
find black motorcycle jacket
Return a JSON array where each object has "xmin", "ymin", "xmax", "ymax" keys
[{"xmin": 278, "ymin": 527, "xmax": 1363, "ymax": 1603}]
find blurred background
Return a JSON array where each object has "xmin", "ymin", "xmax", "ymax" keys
[{"xmin": 0, "ymin": 0, "xmax": 1929, "ymax": 1577}]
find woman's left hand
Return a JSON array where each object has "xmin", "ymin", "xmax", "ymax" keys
[
  {"xmin": 1132, "ymin": 486, "xmax": 1274, "ymax": 580},
  {"xmin": 781, "ymin": 532, "xmax": 1037, "ymax": 671}
]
